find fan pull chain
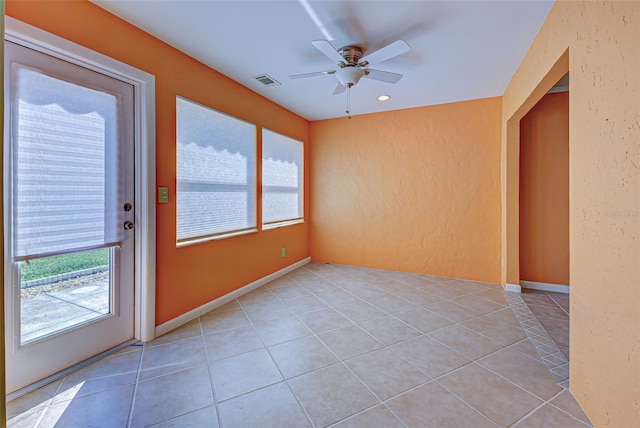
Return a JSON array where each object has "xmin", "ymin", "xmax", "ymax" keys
[{"xmin": 346, "ymin": 85, "xmax": 352, "ymax": 120}]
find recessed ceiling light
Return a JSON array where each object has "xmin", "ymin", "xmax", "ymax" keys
[{"xmin": 377, "ymin": 95, "xmax": 391, "ymax": 101}]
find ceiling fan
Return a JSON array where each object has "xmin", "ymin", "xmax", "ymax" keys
[{"xmin": 290, "ymin": 39, "xmax": 410, "ymax": 95}]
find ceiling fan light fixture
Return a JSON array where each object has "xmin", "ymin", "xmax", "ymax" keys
[
  {"xmin": 336, "ymin": 67, "xmax": 365, "ymax": 87},
  {"xmin": 377, "ymin": 94, "xmax": 391, "ymax": 101}
]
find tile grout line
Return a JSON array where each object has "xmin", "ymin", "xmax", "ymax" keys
[
  {"xmin": 547, "ymin": 399, "xmax": 593, "ymax": 426},
  {"xmin": 473, "ymin": 358, "xmax": 561, "ymax": 403},
  {"xmin": 125, "ymin": 340, "xmax": 146, "ymax": 427},
  {"xmin": 32, "ymin": 396, "xmax": 54, "ymax": 428},
  {"xmin": 430, "ymin": 379, "xmax": 502, "ymax": 427},
  {"xmin": 236, "ymin": 293, "xmax": 317, "ymax": 428},
  {"xmin": 542, "ymin": 290, "xmax": 570, "ymax": 316},
  {"xmin": 510, "ymin": 386, "xmax": 592, "ymax": 427},
  {"xmin": 197, "ymin": 316, "xmax": 223, "ymax": 428},
  {"xmin": 510, "ymin": 388, "xmax": 565, "ymax": 427},
  {"xmin": 32, "ymin": 371, "xmax": 71, "ymax": 428}
]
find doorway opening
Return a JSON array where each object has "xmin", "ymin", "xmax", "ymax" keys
[
  {"xmin": 502, "ymin": 49, "xmax": 570, "ymax": 386},
  {"xmin": 518, "ymin": 73, "xmax": 570, "ymax": 384}
]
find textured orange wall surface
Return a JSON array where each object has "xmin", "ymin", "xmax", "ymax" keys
[
  {"xmin": 502, "ymin": 1, "xmax": 639, "ymax": 425},
  {"xmin": 6, "ymin": 1, "xmax": 310, "ymax": 325},
  {"xmin": 519, "ymin": 92, "xmax": 569, "ymax": 285},
  {"xmin": 310, "ymin": 97, "xmax": 501, "ymax": 283}
]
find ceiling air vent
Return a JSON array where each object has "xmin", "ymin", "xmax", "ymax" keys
[{"xmin": 253, "ymin": 74, "xmax": 281, "ymax": 87}]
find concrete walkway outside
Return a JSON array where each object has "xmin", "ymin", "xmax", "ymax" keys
[{"xmin": 21, "ymin": 275, "xmax": 109, "ymax": 343}]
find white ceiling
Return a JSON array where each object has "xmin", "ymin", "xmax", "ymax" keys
[{"xmin": 91, "ymin": 0, "xmax": 554, "ymax": 121}]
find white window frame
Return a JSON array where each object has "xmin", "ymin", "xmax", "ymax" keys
[
  {"xmin": 5, "ymin": 17, "xmax": 157, "ymax": 342},
  {"xmin": 176, "ymin": 96, "xmax": 258, "ymax": 245},
  {"xmin": 261, "ymin": 128, "xmax": 304, "ymax": 229}
]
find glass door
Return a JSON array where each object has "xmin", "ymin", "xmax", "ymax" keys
[{"xmin": 4, "ymin": 41, "xmax": 135, "ymax": 394}]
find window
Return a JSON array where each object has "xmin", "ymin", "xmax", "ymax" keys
[
  {"xmin": 262, "ymin": 129, "xmax": 304, "ymax": 226},
  {"xmin": 176, "ymin": 97, "xmax": 256, "ymax": 243}
]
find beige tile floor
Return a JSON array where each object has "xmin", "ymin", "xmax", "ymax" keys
[{"xmin": 7, "ymin": 262, "xmax": 592, "ymax": 427}]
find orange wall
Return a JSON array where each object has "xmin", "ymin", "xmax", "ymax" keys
[
  {"xmin": 310, "ymin": 97, "xmax": 501, "ymax": 283},
  {"xmin": 519, "ymin": 91, "xmax": 569, "ymax": 285},
  {"xmin": 5, "ymin": 1, "xmax": 310, "ymax": 325},
  {"xmin": 502, "ymin": 1, "xmax": 639, "ymax": 425}
]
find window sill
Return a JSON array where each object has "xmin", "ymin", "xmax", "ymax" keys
[
  {"xmin": 262, "ymin": 219, "xmax": 305, "ymax": 231},
  {"xmin": 177, "ymin": 228, "xmax": 259, "ymax": 247}
]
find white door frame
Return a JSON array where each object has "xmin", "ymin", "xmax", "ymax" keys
[{"xmin": 4, "ymin": 16, "xmax": 156, "ymax": 342}]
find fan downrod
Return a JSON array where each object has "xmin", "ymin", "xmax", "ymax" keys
[{"xmin": 337, "ymin": 46, "xmax": 364, "ymax": 66}]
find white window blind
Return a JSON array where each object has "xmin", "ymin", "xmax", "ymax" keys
[
  {"xmin": 12, "ymin": 66, "xmax": 123, "ymax": 262},
  {"xmin": 176, "ymin": 97, "xmax": 256, "ymax": 242},
  {"xmin": 262, "ymin": 129, "xmax": 304, "ymax": 225}
]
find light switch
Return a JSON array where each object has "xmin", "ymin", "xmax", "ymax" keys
[{"xmin": 158, "ymin": 187, "xmax": 169, "ymax": 203}]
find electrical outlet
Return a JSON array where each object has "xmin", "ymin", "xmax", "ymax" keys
[
  {"xmin": 280, "ymin": 247, "xmax": 286, "ymax": 258},
  {"xmin": 158, "ymin": 187, "xmax": 169, "ymax": 203}
]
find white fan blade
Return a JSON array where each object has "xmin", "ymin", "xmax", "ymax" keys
[
  {"xmin": 312, "ymin": 40, "xmax": 348, "ymax": 65},
  {"xmin": 359, "ymin": 40, "xmax": 410, "ymax": 66},
  {"xmin": 333, "ymin": 84, "xmax": 346, "ymax": 95},
  {"xmin": 289, "ymin": 70, "xmax": 336, "ymax": 79},
  {"xmin": 364, "ymin": 69, "xmax": 403, "ymax": 84}
]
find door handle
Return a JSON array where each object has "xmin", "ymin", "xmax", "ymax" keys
[{"xmin": 124, "ymin": 221, "xmax": 134, "ymax": 230}]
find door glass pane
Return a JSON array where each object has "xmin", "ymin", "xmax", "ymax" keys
[{"xmin": 20, "ymin": 248, "xmax": 112, "ymax": 345}]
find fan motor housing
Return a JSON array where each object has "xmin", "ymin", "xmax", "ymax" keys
[{"xmin": 338, "ymin": 46, "xmax": 364, "ymax": 66}]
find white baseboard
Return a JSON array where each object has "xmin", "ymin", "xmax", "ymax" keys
[
  {"xmin": 520, "ymin": 280, "xmax": 569, "ymax": 294},
  {"xmin": 506, "ymin": 283, "xmax": 522, "ymax": 293},
  {"xmin": 155, "ymin": 257, "xmax": 311, "ymax": 337}
]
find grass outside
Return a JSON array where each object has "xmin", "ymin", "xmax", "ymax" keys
[{"xmin": 21, "ymin": 248, "xmax": 109, "ymax": 282}]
